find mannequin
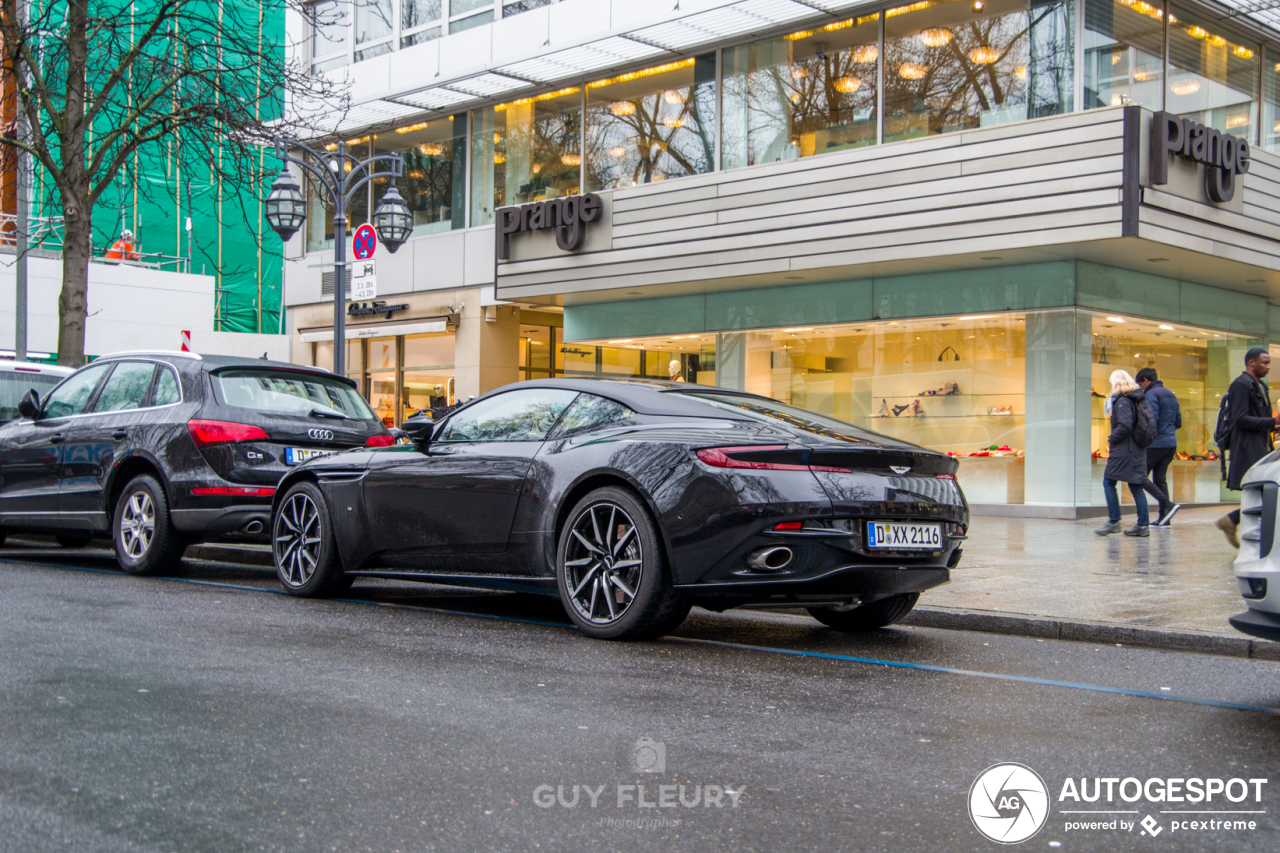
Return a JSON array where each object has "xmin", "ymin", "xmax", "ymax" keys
[{"xmin": 668, "ymin": 359, "xmax": 683, "ymax": 382}]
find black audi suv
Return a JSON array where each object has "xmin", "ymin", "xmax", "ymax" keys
[
  {"xmin": 0, "ymin": 351, "xmax": 391, "ymax": 574},
  {"xmin": 271, "ymin": 378, "xmax": 968, "ymax": 640}
]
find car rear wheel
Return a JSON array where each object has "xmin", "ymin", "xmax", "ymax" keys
[
  {"xmin": 273, "ymin": 482, "xmax": 345, "ymax": 597},
  {"xmin": 808, "ymin": 593, "xmax": 919, "ymax": 633},
  {"xmin": 56, "ymin": 534, "xmax": 93, "ymax": 548},
  {"xmin": 555, "ymin": 486, "xmax": 689, "ymax": 640},
  {"xmin": 113, "ymin": 475, "xmax": 186, "ymax": 576}
]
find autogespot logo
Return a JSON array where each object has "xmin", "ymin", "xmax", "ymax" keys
[{"xmin": 969, "ymin": 763, "xmax": 1050, "ymax": 844}]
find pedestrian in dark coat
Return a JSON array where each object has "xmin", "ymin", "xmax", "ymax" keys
[
  {"xmin": 1097, "ymin": 370, "xmax": 1151, "ymax": 537},
  {"xmin": 1217, "ymin": 347, "xmax": 1279, "ymax": 547},
  {"xmin": 1136, "ymin": 367, "xmax": 1181, "ymax": 526}
]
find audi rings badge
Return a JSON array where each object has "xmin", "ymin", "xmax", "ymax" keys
[{"xmin": 307, "ymin": 428, "xmax": 334, "ymax": 441}]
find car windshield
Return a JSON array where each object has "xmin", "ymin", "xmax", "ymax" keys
[
  {"xmin": 677, "ymin": 391, "xmax": 885, "ymax": 442},
  {"xmin": 0, "ymin": 371, "xmax": 65, "ymax": 422},
  {"xmin": 212, "ymin": 370, "xmax": 375, "ymax": 420}
]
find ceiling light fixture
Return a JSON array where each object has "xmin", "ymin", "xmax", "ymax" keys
[
  {"xmin": 1159, "ymin": 324, "xmax": 1174, "ymax": 330},
  {"xmin": 899, "ymin": 62, "xmax": 928, "ymax": 80},
  {"xmin": 1107, "ymin": 316, "xmax": 1125, "ymax": 323},
  {"xmin": 919, "ymin": 27, "xmax": 952, "ymax": 47},
  {"xmin": 834, "ymin": 76, "xmax": 861, "ymax": 93},
  {"xmin": 969, "ymin": 45, "xmax": 1000, "ymax": 64}
]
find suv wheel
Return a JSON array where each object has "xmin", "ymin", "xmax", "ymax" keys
[
  {"xmin": 808, "ymin": 593, "xmax": 919, "ymax": 633},
  {"xmin": 555, "ymin": 486, "xmax": 689, "ymax": 640},
  {"xmin": 273, "ymin": 482, "xmax": 346, "ymax": 597},
  {"xmin": 113, "ymin": 475, "xmax": 186, "ymax": 575}
]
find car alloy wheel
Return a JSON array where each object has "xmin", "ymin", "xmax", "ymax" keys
[
  {"xmin": 119, "ymin": 490, "xmax": 156, "ymax": 559},
  {"xmin": 275, "ymin": 491, "xmax": 322, "ymax": 589},
  {"xmin": 564, "ymin": 501, "xmax": 644, "ymax": 625}
]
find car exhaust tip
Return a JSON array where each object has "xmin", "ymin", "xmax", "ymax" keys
[
  {"xmin": 245, "ymin": 520, "xmax": 264, "ymax": 534},
  {"xmin": 747, "ymin": 546, "xmax": 793, "ymax": 572}
]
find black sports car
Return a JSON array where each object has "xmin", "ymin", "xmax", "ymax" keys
[{"xmin": 272, "ymin": 378, "xmax": 968, "ymax": 639}]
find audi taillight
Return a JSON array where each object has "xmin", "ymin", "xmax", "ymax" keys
[
  {"xmin": 696, "ymin": 446, "xmax": 850, "ymax": 473},
  {"xmin": 191, "ymin": 486, "xmax": 276, "ymax": 497},
  {"xmin": 187, "ymin": 419, "xmax": 269, "ymax": 448},
  {"xmin": 365, "ymin": 434, "xmax": 395, "ymax": 447}
]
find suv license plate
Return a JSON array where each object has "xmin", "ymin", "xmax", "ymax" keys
[
  {"xmin": 285, "ymin": 447, "xmax": 336, "ymax": 465},
  {"xmin": 866, "ymin": 521, "xmax": 941, "ymax": 550}
]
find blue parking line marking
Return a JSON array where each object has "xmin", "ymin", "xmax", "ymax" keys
[{"xmin": 5, "ymin": 556, "xmax": 1278, "ymax": 716}]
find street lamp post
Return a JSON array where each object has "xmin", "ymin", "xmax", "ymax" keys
[{"xmin": 264, "ymin": 138, "xmax": 413, "ymax": 377}]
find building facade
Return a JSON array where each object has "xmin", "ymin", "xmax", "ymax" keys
[{"xmin": 284, "ymin": 0, "xmax": 1280, "ymax": 513}]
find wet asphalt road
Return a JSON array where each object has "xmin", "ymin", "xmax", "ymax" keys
[{"xmin": 2, "ymin": 545, "xmax": 1280, "ymax": 853}]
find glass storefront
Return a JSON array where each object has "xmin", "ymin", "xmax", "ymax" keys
[
  {"xmin": 573, "ymin": 309, "xmax": 1259, "ymax": 506},
  {"xmin": 1166, "ymin": 4, "xmax": 1258, "ymax": 139},
  {"xmin": 519, "ymin": 323, "xmax": 717, "ymax": 384},
  {"xmin": 375, "ymin": 115, "xmax": 467, "ymax": 236},
  {"xmin": 313, "ymin": 333, "xmax": 456, "ymax": 425}
]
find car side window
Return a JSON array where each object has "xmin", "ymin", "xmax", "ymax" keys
[
  {"xmin": 152, "ymin": 366, "xmax": 181, "ymax": 406},
  {"xmin": 92, "ymin": 362, "xmax": 158, "ymax": 413},
  {"xmin": 438, "ymin": 389, "xmax": 578, "ymax": 442},
  {"xmin": 547, "ymin": 393, "xmax": 634, "ymax": 439},
  {"xmin": 41, "ymin": 363, "xmax": 112, "ymax": 419}
]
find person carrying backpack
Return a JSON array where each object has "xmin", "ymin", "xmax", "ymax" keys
[
  {"xmin": 1215, "ymin": 347, "xmax": 1279, "ymax": 547},
  {"xmin": 1097, "ymin": 369, "xmax": 1160, "ymax": 537},
  {"xmin": 1135, "ymin": 367, "xmax": 1182, "ymax": 526}
]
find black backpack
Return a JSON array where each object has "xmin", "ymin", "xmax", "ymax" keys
[
  {"xmin": 1132, "ymin": 396, "xmax": 1158, "ymax": 448},
  {"xmin": 1213, "ymin": 393, "xmax": 1233, "ymax": 451}
]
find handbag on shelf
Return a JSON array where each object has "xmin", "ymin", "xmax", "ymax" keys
[{"xmin": 937, "ymin": 346, "xmax": 960, "ymax": 362}]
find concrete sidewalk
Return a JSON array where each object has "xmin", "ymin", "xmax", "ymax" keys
[{"xmin": 909, "ymin": 506, "xmax": 1276, "ymax": 657}]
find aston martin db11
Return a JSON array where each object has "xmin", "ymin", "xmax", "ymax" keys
[{"xmin": 271, "ymin": 378, "xmax": 968, "ymax": 640}]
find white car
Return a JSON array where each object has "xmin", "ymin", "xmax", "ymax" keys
[
  {"xmin": 0, "ymin": 361, "xmax": 75, "ymax": 424},
  {"xmin": 1230, "ymin": 451, "xmax": 1280, "ymax": 641}
]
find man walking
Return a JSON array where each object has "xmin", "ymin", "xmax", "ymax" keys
[
  {"xmin": 1217, "ymin": 348, "xmax": 1280, "ymax": 547},
  {"xmin": 1136, "ymin": 368, "xmax": 1182, "ymax": 525}
]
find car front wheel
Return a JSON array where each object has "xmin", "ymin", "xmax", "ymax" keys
[
  {"xmin": 555, "ymin": 486, "xmax": 689, "ymax": 640},
  {"xmin": 808, "ymin": 593, "xmax": 920, "ymax": 633},
  {"xmin": 273, "ymin": 482, "xmax": 345, "ymax": 597},
  {"xmin": 113, "ymin": 475, "xmax": 186, "ymax": 576}
]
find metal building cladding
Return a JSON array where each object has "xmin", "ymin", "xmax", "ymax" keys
[{"xmin": 282, "ymin": 0, "xmax": 1280, "ymax": 514}]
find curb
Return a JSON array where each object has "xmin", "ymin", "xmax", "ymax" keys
[
  {"xmin": 904, "ymin": 607, "xmax": 1280, "ymax": 661},
  {"xmin": 185, "ymin": 543, "xmax": 274, "ymax": 567}
]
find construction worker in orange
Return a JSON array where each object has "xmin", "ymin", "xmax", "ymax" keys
[{"xmin": 104, "ymin": 229, "xmax": 140, "ymax": 262}]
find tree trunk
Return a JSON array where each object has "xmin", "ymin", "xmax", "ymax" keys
[{"xmin": 57, "ymin": 199, "xmax": 90, "ymax": 366}]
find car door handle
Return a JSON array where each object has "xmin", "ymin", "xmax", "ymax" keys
[
  {"xmin": 112, "ymin": 430, "xmax": 128, "ymax": 440},
  {"xmin": 49, "ymin": 433, "xmax": 65, "ymax": 445}
]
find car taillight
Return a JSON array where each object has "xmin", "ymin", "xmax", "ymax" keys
[
  {"xmin": 191, "ymin": 486, "xmax": 276, "ymax": 497},
  {"xmin": 365, "ymin": 434, "xmax": 395, "ymax": 447},
  {"xmin": 696, "ymin": 446, "xmax": 850, "ymax": 473},
  {"xmin": 772, "ymin": 521, "xmax": 804, "ymax": 530},
  {"xmin": 187, "ymin": 419, "xmax": 269, "ymax": 448}
]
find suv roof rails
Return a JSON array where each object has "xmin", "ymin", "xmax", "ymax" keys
[{"xmin": 96, "ymin": 350, "xmax": 203, "ymax": 361}]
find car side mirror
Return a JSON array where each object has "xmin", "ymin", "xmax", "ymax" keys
[
  {"xmin": 400, "ymin": 415, "xmax": 435, "ymax": 450},
  {"xmin": 17, "ymin": 389, "xmax": 40, "ymax": 420}
]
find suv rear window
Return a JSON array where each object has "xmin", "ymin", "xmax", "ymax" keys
[{"xmin": 211, "ymin": 370, "xmax": 375, "ymax": 420}]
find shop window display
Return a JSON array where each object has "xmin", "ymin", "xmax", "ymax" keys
[
  {"xmin": 1083, "ymin": 0, "xmax": 1165, "ymax": 110},
  {"xmin": 1165, "ymin": 5, "xmax": 1258, "ymax": 140},
  {"xmin": 375, "ymin": 116, "xmax": 467, "ymax": 236}
]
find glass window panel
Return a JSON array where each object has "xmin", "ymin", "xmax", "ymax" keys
[
  {"xmin": 439, "ymin": 388, "xmax": 577, "ymax": 442},
  {"xmin": 356, "ymin": 41, "xmax": 394, "ymax": 62},
  {"xmin": 1166, "ymin": 6, "xmax": 1257, "ymax": 139},
  {"xmin": 885, "ymin": 0, "xmax": 1072, "ymax": 142},
  {"xmin": 402, "ymin": 370, "xmax": 455, "ymax": 420},
  {"xmin": 520, "ymin": 325, "xmax": 552, "ymax": 372},
  {"xmin": 93, "ymin": 363, "xmax": 157, "ymax": 413},
  {"xmin": 367, "ymin": 336, "xmax": 397, "ymax": 371},
  {"xmin": 722, "ymin": 19, "xmax": 879, "ymax": 169},
  {"xmin": 471, "ymin": 89, "xmax": 582, "ymax": 226},
  {"xmin": 0, "ymin": 372, "xmax": 64, "ymax": 422},
  {"xmin": 402, "ymin": 0, "xmax": 440, "ymax": 29},
  {"xmin": 547, "ymin": 393, "xmax": 635, "ymax": 439},
  {"xmin": 585, "ymin": 55, "xmax": 716, "ymax": 191},
  {"xmin": 1084, "ymin": 0, "xmax": 1165, "ymax": 109},
  {"xmin": 1264, "ymin": 49, "xmax": 1280, "ymax": 150},
  {"xmin": 313, "ymin": 340, "xmax": 363, "ymax": 375},
  {"xmin": 368, "ymin": 371, "xmax": 397, "ymax": 427},
  {"xmin": 504, "ymin": 0, "xmax": 550, "ymax": 15},
  {"xmin": 354, "ymin": 0, "xmax": 393, "ymax": 44},
  {"xmin": 312, "ymin": 0, "xmax": 348, "ymax": 57},
  {"xmin": 313, "ymin": 55, "xmax": 349, "ymax": 73},
  {"xmin": 403, "ymin": 333, "xmax": 454, "ymax": 368},
  {"xmin": 452, "ymin": 0, "xmax": 492, "ymax": 14},
  {"xmin": 153, "ymin": 368, "xmax": 181, "ymax": 406},
  {"xmin": 375, "ymin": 116, "xmax": 467, "ymax": 235},
  {"xmin": 212, "ymin": 370, "xmax": 376, "ymax": 419},
  {"xmin": 449, "ymin": 10, "xmax": 493, "ymax": 32},
  {"xmin": 402, "ymin": 27, "xmax": 441, "ymax": 47},
  {"xmin": 306, "ymin": 175, "xmax": 335, "ymax": 252},
  {"xmin": 42, "ymin": 363, "xmax": 111, "ymax": 419}
]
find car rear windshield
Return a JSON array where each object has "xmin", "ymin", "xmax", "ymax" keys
[
  {"xmin": 211, "ymin": 370, "xmax": 375, "ymax": 420},
  {"xmin": 0, "ymin": 371, "xmax": 64, "ymax": 422},
  {"xmin": 678, "ymin": 391, "xmax": 884, "ymax": 442}
]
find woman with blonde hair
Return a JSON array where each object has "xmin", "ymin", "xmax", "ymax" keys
[{"xmin": 1097, "ymin": 369, "xmax": 1155, "ymax": 536}]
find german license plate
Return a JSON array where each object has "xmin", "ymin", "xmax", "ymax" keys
[
  {"xmin": 866, "ymin": 521, "xmax": 941, "ymax": 550},
  {"xmin": 285, "ymin": 447, "xmax": 335, "ymax": 465}
]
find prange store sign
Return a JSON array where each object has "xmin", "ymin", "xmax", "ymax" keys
[
  {"xmin": 1151, "ymin": 111, "xmax": 1251, "ymax": 203},
  {"xmin": 496, "ymin": 192, "xmax": 603, "ymax": 260}
]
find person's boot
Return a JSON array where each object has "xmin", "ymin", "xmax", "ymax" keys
[
  {"xmin": 1123, "ymin": 524, "xmax": 1149, "ymax": 537},
  {"xmin": 1095, "ymin": 520, "xmax": 1121, "ymax": 536},
  {"xmin": 1217, "ymin": 514, "xmax": 1240, "ymax": 549}
]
